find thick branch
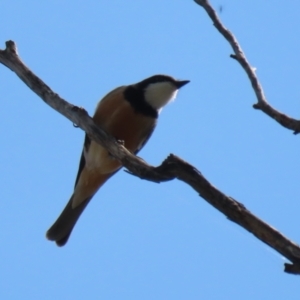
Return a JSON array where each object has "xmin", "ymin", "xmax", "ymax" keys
[
  {"xmin": 1, "ymin": 40, "xmax": 300, "ymax": 274},
  {"xmin": 194, "ymin": 0, "xmax": 300, "ymax": 134}
]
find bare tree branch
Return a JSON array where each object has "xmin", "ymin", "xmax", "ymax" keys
[
  {"xmin": 194, "ymin": 0, "xmax": 300, "ymax": 134},
  {"xmin": 1, "ymin": 40, "xmax": 300, "ymax": 274},
  {"xmin": 0, "ymin": 41, "xmax": 169, "ymax": 183}
]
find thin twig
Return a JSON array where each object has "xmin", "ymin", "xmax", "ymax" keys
[{"xmin": 194, "ymin": 0, "xmax": 300, "ymax": 134}]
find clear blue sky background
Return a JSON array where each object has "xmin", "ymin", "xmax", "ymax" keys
[{"xmin": 1, "ymin": 0, "xmax": 300, "ymax": 299}]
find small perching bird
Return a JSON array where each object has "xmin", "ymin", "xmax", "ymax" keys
[{"xmin": 46, "ymin": 74, "xmax": 189, "ymax": 246}]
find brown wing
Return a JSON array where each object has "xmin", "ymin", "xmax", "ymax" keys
[
  {"xmin": 74, "ymin": 134, "xmax": 91, "ymax": 188},
  {"xmin": 73, "ymin": 87, "xmax": 127, "ymax": 191}
]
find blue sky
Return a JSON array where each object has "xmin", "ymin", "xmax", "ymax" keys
[{"xmin": 1, "ymin": 0, "xmax": 300, "ymax": 299}]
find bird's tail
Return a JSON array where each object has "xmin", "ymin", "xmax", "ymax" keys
[{"xmin": 46, "ymin": 195, "xmax": 92, "ymax": 247}]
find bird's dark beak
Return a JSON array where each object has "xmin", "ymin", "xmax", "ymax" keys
[{"xmin": 175, "ymin": 80, "xmax": 190, "ymax": 89}]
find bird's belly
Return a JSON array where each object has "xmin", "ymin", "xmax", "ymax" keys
[{"xmin": 84, "ymin": 141, "xmax": 120, "ymax": 174}]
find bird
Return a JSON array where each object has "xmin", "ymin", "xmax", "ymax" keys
[{"xmin": 46, "ymin": 74, "xmax": 189, "ymax": 246}]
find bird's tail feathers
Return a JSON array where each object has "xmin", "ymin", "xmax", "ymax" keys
[{"xmin": 46, "ymin": 195, "xmax": 92, "ymax": 247}]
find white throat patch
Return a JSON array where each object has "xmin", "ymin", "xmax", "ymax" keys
[{"xmin": 144, "ymin": 82, "xmax": 178, "ymax": 111}]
